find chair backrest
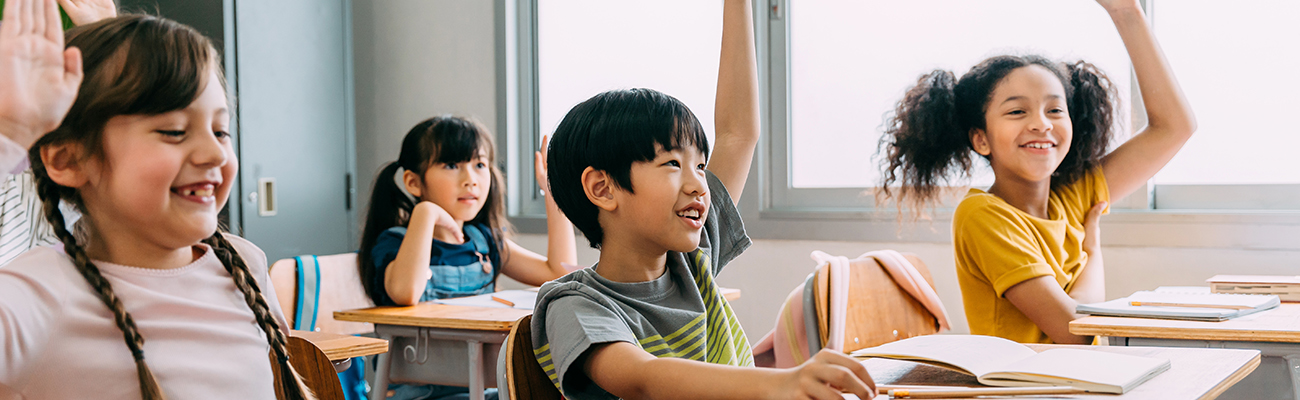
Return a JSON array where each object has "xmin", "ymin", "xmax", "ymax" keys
[
  {"xmin": 812, "ymin": 252, "xmax": 940, "ymax": 354},
  {"xmin": 270, "ymin": 253, "xmax": 375, "ymax": 335},
  {"xmin": 273, "ymin": 336, "xmax": 346, "ymax": 400},
  {"xmin": 502, "ymin": 315, "xmax": 562, "ymax": 400}
]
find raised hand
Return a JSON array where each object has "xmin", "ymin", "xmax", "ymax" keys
[
  {"xmin": 57, "ymin": 0, "xmax": 116, "ymax": 26},
  {"xmin": 534, "ymin": 135, "xmax": 551, "ymax": 195},
  {"xmin": 0, "ymin": 0, "xmax": 84, "ymax": 148}
]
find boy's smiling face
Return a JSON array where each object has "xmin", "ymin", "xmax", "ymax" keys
[{"xmin": 608, "ymin": 145, "xmax": 710, "ymax": 254}]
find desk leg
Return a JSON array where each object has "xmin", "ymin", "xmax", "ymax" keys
[
  {"xmin": 468, "ymin": 339, "xmax": 484, "ymax": 400},
  {"xmin": 371, "ymin": 333, "xmax": 393, "ymax": 400},
  {"xmin": 1285, "ymin": 354, "xmax": 1300, "ymax": 400}
]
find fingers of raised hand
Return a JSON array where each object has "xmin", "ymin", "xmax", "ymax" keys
[{"xmin": 1085, "ymin": 201, "xmax": 1108, "ymax": 226}]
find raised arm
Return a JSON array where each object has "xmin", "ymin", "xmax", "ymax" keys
[
  {"xmin": 0, "ymin": 0, "xmax": 83, "ymax": 158},
  {"xmin": 1095, "ymin": 0, "xmax": 1196, "ymax": 200},
  {"xmin": 706, "ymin": 0, "xmax": 759, "ymax": 204},
  {"xmin": 498, "ymin": 135, "xmax": 578, "ymax": 286}
]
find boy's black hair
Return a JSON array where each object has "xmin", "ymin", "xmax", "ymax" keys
[{"xmin": 547, "ymin": 88, "xmax": 710, "ymax": 249}]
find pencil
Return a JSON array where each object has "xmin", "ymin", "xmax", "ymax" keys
[
  {"xmin": 887, "ymin": 386, "xmax": 1085, "ymax": 398},
  {"xmin": 491, "ymin": 295, "xmax": 515, "ymax": 307},
  {"xmin": 1130, "ymin": 301, "xmax": 1251, "ymax": 310}
]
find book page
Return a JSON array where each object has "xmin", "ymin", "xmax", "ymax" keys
[
  {"xmin": 850, "ymin": 335, "xmax": 1037, "ymax": 377},
  {"xmin": 981, "ymin": 348, "xmax": 1170, "ymax": 394},
  {"xmin": 433, "ymin": 290, "xmax": 537, "ymax": 310}
]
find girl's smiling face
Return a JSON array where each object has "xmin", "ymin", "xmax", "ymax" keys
[
  {"xmin": 970, "ymin": 65, "xmax": 1073, "ymax": 184},
  {"xmin": 62, "ymin": 67, "xmax": 235, "ymax": 265}
]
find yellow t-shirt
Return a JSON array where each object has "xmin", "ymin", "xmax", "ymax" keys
[{"xmin": 953, "ymin": 168, "xmax": 1109, "ymax": 344}]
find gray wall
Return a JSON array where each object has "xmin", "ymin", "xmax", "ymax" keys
[{"xmin": 351, "ymin": 0, "xmax": 499, "ymax": 244}]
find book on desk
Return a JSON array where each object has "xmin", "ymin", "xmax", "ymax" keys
[
  {"xmin": 850, "ymin": 335, "xmax": 1170, "ymax": 394},
  {"xmin": 1207, "ymin": 275, "xmax": 1300, "ymax": 302},
  {"xmin": 1077, "ymin": 290, "xmax": 1281, "ymax": 321}
]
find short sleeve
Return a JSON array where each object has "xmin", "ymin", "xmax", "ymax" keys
[
  {"xmin": 954, "ymin": 201, "xmax": 1055, "ymax": 297},
  {"xmin": 368, "ymin": 227, "xmax": 407, "ymax": 305},
  {"xmin": 701, "ymin": 171, "xmax": 751, "ymax": 275},
  {"xmin": 1057, "ymin": 167, "xmax": 1111, "ymax": 221},
  {"xmin": 536, "ymin": 292, "xmax": 637, "ymax": 399}
]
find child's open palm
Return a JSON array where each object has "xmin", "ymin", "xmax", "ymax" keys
[
  {"xmin": 56, "ymin": 0, "xmax": 116, "ymax": 26},
  {"xmin": 0, "ymin": 0, "xmax": 83, "ymax": 148}
]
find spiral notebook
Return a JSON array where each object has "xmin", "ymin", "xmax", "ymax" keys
[{"xmin": 1076, "ymin": 290, "xmax": 1280, "ymax": 321}]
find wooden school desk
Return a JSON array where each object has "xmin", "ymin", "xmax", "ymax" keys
[
  {"xmin": 850, "ymin": 344, "xmax": 1260, "ymax": 400},
  {"xmin": 290, "ymin": 330, "xmax": 390, "ymax": 364},
  {"xmin": 1071, "ymin": 303, "xmax": 1300, "ymax": 400},
  {"xmin": 335, "ymin": 288, "xmax": 742, "ymax": 400}
]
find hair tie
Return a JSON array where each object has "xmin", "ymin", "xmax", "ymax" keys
[{"xmin": 131, "ymin": 347, "xmax": 146, "ymax": 361}]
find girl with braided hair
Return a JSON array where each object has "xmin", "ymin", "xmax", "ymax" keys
[
  {"xmin": 878, "ymin": 0, "xmax": 1195, "ymax": 345},
  {"xmin": 0, "ymin": 4, "xmax": 315, "ymax": 399}
]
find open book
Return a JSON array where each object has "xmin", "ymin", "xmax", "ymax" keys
[
  {"xmin": 1077, "ymin": 290, "xmax": 1280, "ymax": 321},
  {"xmin": 850, "ymin": 335, "xmax": 1170, "ymax": 394}
]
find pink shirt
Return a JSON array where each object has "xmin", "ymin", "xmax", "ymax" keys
[{"xmin": 0, "ymin": 235, "xmax": 288, "ymax": 399}]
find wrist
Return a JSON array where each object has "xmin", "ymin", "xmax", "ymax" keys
[{"xmin": 0, "ymin": 118, "xmax": 41, "ymax": 149}]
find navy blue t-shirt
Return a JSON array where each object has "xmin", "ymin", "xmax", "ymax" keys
[{"xmin": 368, "ymin": 223, "xmax": 503, "ymax": 306}]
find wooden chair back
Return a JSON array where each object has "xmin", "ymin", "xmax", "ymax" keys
[
  {"xmin": 503, "ymin": 315, "xmax": 562, "ymax": 400},
  {"xmin": 812, "ymin": 252, "xmax": 940, "ymax": 354},
  {"xmin": 270, "ymin": 253, "xmax": 375, "ymax": 335},
  {"xmin": 273, "ymin": 336, "xmax": 346, "ymax": 400}
]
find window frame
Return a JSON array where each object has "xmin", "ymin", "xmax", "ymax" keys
[{"xmin": 501, "ymin": 0, "xmax": 1300, "ymax": 250}]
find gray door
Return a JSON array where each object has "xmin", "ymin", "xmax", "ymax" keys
[{"xmin": 234, "ymin": 0, "xmax": 355, "ymax": 262}]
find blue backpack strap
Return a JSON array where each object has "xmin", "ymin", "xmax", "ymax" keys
[{"xmin": 293, "ymin": 255, "xmax": 321, "ymax": 331}]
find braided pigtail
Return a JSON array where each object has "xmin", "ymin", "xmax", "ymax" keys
[
  {"xmin": 30, "ymin": 157, "xmax": 167, "ymax": 400},
  {"xmin": 1055, "ymin": 60, "xmax": 1117, "ymax": 188},
  {"xmin": 202, "ymin": 233, "xmax": 317, "ymax": 400},
  {"xmin": 877, "ymin": 69, "xmax": 973, "ymax": 218}
]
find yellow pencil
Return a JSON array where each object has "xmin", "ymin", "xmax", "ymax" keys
[
  {"xmin": 887, "ymin": 386, "xmax": 1085, "ymax": 398},
  {"xmin": 491, "ymin": 295, "xmax": 515, "ymax": 307}
]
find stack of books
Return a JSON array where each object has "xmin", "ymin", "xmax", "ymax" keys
[
  {"xmin": 1077, "ymin": 290, "xmax": 1280, "ymax": 321},
  {"xmin": 1207, "ymin": 275, "xmax": 1300, "ymax": 302}
]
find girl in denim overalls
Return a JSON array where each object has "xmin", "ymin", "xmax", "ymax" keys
[{"xmin": 359, "ymin": 116, "xmax": 578, "ymax": 400}]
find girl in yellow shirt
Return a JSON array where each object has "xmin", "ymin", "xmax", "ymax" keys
[{"xmin": 878, "ymin": 0, "xmax": 1195, "ymax": 344}]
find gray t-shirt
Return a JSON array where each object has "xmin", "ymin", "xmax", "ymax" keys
[{"xmin": 531, "ymin": 171, "xmax": 753, "ymax": 399}]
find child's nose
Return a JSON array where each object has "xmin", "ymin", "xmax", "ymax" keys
[{"xmin": 192, "ymin": 131, "xmax": 228, "ymax": 167}]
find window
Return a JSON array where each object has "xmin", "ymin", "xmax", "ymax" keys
[
  {"xmin": 1147, "ymin": 0, "xmax": 1300, "ymax": 210},
  {"xmin": 778, "ymin": 0, "xmax": 1130, "ymax": 202}
]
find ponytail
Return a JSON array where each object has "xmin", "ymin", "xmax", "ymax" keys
[
  {"xmin": 878, "ymin": 69, "xmax": 974, "ymax": 216},
  {"xmin": 358, "ymin": 161, "xmax": 414, "ymax": 303},
  {"xmin": 1056, "ymin": 60, "xmax": 1116, "ymax": 188}
]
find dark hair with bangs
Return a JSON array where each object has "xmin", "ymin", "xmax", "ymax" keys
[
  {"xmin": 546, "ymin": 88, "xmax": 710, "ymax": 249},
  {"xmin": 27, "ymin": 14, "xmax": 315, "ymax": 400},
  {"xmin": 877, "ymin": 55, "xmax": 1116, "ymax": 218},
  {"xmin": 358, "ymin": 116, "xmax": 510, "ymax": 304}
]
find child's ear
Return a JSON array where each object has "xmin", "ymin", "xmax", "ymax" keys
[
  {"xmin": 403, "ymin": 169, "xmax": 424, "ymax": 199},
  {"xmin": 581, "ymin": 167, "xmax": 617, "ymax": 212},
  {"xmin": 40, "ymin": 143, "xmax": 89, "ymax": 188},
  {"xmin": 970, "ymin": 128, "xmax": 992, "ymax": 156}
]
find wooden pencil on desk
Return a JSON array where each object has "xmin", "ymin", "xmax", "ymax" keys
[
  {"xmin": 1129, "ymin": 301, "xmax": 1251, "ymax": 310},
  {"xmin": 887, "ymin": 386, "xmax": 1086, "ymax": 398},
  {"xmin": 491, "ymin": 295, "xmax": 515, "ymax": 307}
]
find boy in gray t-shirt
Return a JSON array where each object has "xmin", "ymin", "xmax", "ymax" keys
[{"xmin": 533, "ymin": 1, "xmax": 876, "ymax": 399}]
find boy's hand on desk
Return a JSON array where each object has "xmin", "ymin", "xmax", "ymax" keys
[
  {"xmin": 1082, "ymin": 201, "xmax": 1106, "ymax": 255},
  {"xmin": 775, "ymin": 350, "xmax": 876, "ymax": 400}
]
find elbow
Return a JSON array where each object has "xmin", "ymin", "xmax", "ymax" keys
[{"xmin": 386, "ymin": 286, "xmax": 419, "ymax": 306}]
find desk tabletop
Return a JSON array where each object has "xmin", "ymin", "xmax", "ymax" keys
[
  {"xmin": 1071, "ymin": 303, "xmax": 1300, "ymax": 343},
  {"xmin": 289, "ymin": 330, "xmax": 389, "ymax": 361},
  {"xmin": 334, "ymin": 287, "xmax": 743, "ymax": 332},
  {"xmin": 858, "ymin": 344, "xmax": 1259, "ymax": 400}
]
